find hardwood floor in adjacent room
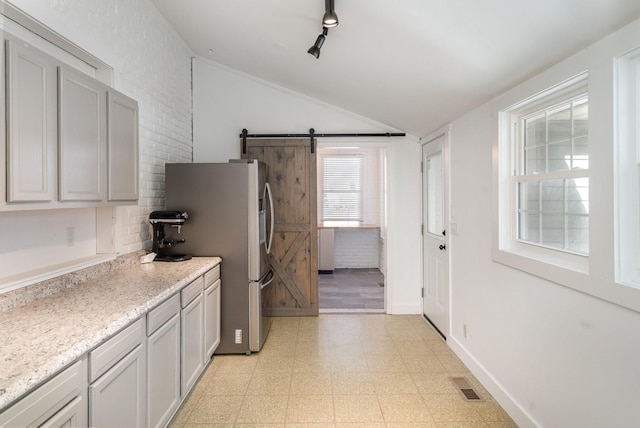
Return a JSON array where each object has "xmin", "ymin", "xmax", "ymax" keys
[{"xmin": 318, "ymin": 268, "xmax": 384, "ymax": 311}]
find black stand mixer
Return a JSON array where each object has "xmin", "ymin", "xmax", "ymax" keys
[{"xmin": 149, "ymin": 210, "xmax": 192, "ymax": 262}]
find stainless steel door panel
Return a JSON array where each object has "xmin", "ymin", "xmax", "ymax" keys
[
  {"xmin": 247, "ymin": 161, "xmax": 261, "ymax": 282},
  {"xmin": 248, "ymin": 281, "xmax": 261, "ymax": 352},
  {"xmin": 248, "ymin": 269, "xmax": 274, "ymax": 352},
  {"xmin": 250, "ymin": 160, "xmax": 271, "ymax": 283},
  {"xmin": 166, "ymin": 162, "xmax": 251, "ymax": 355}
]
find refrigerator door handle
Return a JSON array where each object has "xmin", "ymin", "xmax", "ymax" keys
[
  {"xmin": 259, "ymin": 268, "xmax": 275, "ymax": 289},
  {"xmin": 264, "ymin": 182, "xmax": 275, "ymax": 254}
]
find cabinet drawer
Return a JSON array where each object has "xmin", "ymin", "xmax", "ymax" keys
[
  {"xmin": 181, "ymin": 276, "xmax": 203, "ymax": 308},
  {"xmin": 147, "ymin": 294, "xmax": 180, "ymax": 336},
  {"xmin": 89, "ymin": 318, "xmax": 144, "ymax": 382},
  {"xmin": 204, "ymin": 264, "xmax": 220, "ymax": 289},
  {"xmin": 0, "ymin": 357, "xmax": 87, "ymax": 427}
]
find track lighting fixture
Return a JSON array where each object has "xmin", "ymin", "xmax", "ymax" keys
[
  {"xmin": 322, "ymin": 0, "xmax": 339, "ymax": 28},
  {"xmin": 307, "ymin": 27, "xmax": 327, "ymax": 59},
  {"xmin": 308, "ymin": 0, "xmax": 338, "ymax": 59}
]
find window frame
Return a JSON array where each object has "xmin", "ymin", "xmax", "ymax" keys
[
  {"xmin": 494, "ymin": 72, "xmax": 590, "ymax": 276},
  {"xmin": 514, "ymin": 93, "xmax": 590, "ymax": 256},
  {"xmin": 319, "ymin": 153, "xmax": 365, "ymax": 223},
  {"xmin": 490, "ymin": 31, "xmax": 640, "ymax": 314},
  {"xmin": 615, "ymin": 48, "xmax": 640, "ymax": 290}
]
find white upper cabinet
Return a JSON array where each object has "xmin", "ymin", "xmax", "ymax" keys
[
  {"xmin": 5, "ymin": 39, "xmax": 57, "ymax": 202},
  {"xmin": 107, "ymin": 90, "xmax": 139, "ymax": 201},
  {"xmin": 1, "ymin": 36, "xmax": 139, "ymax": 211},
  {"xmin": 58, "ymin": 66, "xmax": 106, "ymax": 202}
]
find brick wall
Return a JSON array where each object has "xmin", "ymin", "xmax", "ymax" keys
[
  {"xmin": 9, "ymin": 0, "xmax": 194, "ymax": 255},
  {"xmin": 334, "ymin": 229, "xmax": 381, "ymax": 269}
]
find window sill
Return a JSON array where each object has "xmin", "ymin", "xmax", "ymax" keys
[
  {"xmin": 492, "ymin": 246, "xmax": 640, "ymax": 313},
  {"xmin": 493, "ymin": 245, "xmax": 588, "ymax": 284}
]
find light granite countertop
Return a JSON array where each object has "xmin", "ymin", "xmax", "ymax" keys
[{"xmin": 0, "ymin": 256, "xmax": 221, "ymax": 410}]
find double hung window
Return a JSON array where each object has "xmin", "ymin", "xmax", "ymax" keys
[
  {"xmin": 320, "ymin": 155, "xmax": 364, "ymax": 222},
  {"xmin": 497, "ymin": 74, "xmax": 589, "ymax": 271},
  {"xmin": 517, "ymin": 95, "xmax": 589, "ymax": 254}
]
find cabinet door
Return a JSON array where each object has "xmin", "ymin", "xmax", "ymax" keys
[
  {"xmin": 147, "ymin": 313, "xmax": 180, "ymax": 428},
  {"xmin": 89, "ymin": 344, "xmax": 146, "ymax": 428},
  {"xmin": 181, "ymin": 293, "xmax": 204, "ymax": 396},
  {"xmin": 204, "ymin": 278, "xmax": 221, "ymax": 359},
  {"xmin": 58, "ymin": 66, "xmax": 106, "ymax": 201},
  {"xmin": 107, "ymin": 90, "xmax": 138, "ymax": 201},
  {"xmin": 5, "ymin": 39, "xmax": 57, "ymax": 202},
  {"xmin": 40, "ymin": 395, "xmax": 86, "ymax": 428}
]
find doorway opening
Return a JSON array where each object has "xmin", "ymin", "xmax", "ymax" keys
[{"xmin": 316, "ymin": 144, "xmax": 387, "ymax": 313}]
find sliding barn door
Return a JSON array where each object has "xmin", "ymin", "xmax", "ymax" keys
[{"xmin": 242, "ymin": 138, "xmax": 318, "ymax": 316}]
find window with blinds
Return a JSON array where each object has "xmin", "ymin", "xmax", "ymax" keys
[{"xmin": 321, "ymin": 155, "xmax": 364, "ymax": 222}]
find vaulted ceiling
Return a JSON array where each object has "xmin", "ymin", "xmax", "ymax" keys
[{"xmin": 151, "ymin": 0, "xmax": 640, "ymax": 137}]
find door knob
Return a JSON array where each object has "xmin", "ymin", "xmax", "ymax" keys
[{"xmin": 439, "ymin": 244, "xmax": 446, "ymax": 250}]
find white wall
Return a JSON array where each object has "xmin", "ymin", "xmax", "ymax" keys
[
  {"xmin": 192, "ymin": 58, "xmax": 422, "ymax": 314},
  {"xmin": 0, "ymin": 0, "xmax": 193, "ymax": 276},
  {"xmin": 447, "ymin": 18, "xmax": 640, "ymax": 428}
]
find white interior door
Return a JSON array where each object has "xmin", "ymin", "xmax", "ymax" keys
[{"xmin": 422, "ymin": 133, "xmax": 449, "ymax": 338}]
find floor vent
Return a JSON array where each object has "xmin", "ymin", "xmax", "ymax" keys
[{"xmin": 449, "ymin": 377, "xmax": 483, "ymax": 402}]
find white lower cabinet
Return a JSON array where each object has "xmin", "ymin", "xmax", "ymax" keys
[
  {"xmin": 0, "ymin": 357, "xmax": 87, "ymax": 427},
  {"xmin": 181, "ymin": 279, "xmax": 205, "ymax": 396},
  {"xmin": 204, "ymin": 266, "xmax": 221, "ymax": 359},
  {"xmin": 0, "ymin": 263, "xmax": 222, "ymax": 428},
  {"xmin": 147, "ymin": 295, "xmax": 181, "ymax": 428},
  {"xmin": 89, "ymin": 319, "xmax": 146, "ymax": 428}
]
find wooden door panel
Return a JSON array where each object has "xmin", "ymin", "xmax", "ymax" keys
[{"xmin": 243, "ymin": 139, "xmax": 318, "ymax": 316}]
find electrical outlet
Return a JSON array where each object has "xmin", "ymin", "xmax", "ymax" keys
[
  {"xmin": 451, "ymin": 222, "xmax": 459, "ymax": 236},
  {"xmin": 234, "ymin": 329, "xmax": 242, "ymax": 344},
  {"xmin": 463, "ymin": 323, "xmax": 469, "ymax": 339},
  {"xmin": 65, "ymin": 227, "xmax": 75, "ymax": 247}
]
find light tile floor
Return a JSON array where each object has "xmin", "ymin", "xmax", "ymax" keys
[{"xmin": 169, "ymin": 314, "xmax": 517, "ymax": 427}]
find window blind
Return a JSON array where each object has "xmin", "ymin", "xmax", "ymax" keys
[{"xmin": 321, "ymin": 155, "xmax": 363, "ymax": 221}]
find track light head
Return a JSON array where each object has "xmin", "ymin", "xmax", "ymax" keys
[
  {"xmin": 322, "ymin": 10, "xmax": 338, "ymax": 28},
  {"xmin": 308, "ymin": 1, "xmax": 336, "ymax": 58},
  {"xmin": 322, "ymin": 0, "xmax": 338, "ymax": 27},
  {"xmin": 307, "ymin": 31, "xmax": 326, "ymax": 58}
]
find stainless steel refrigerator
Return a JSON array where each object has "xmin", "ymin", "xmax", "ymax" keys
[{"xmin": 164, "ymin": 160, "xmax": 274, "ymax": 354}]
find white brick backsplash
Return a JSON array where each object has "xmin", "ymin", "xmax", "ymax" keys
[{"xmin": 334, "ymin": 229, "xmax": 381, "ymax": 269}]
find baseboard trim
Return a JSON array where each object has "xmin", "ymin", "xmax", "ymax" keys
[
  {"xmin": 387, "ymin": 304, "xmax": 421, "ymax": 314},
  {"xmin": 319, "ymin": 308, "xmax": 385, "ymax": 314},
  {"xmin": 447, "ymin": 336, "xmax": 538, "ymax": 428}
]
